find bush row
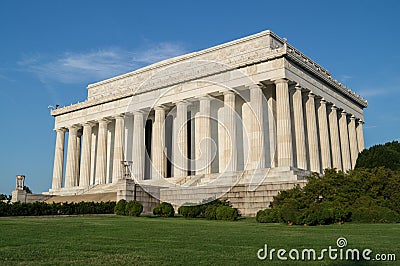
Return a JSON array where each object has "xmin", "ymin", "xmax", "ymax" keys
[
  {"xmin": 114, "ymin": 199, "xmax": 143, "ymax": 216},
  {"xmin": 177, "ymin": 199, "xmax": 239, "ymax": 221},
  {"xmin": 256, "ymin": 167, "xmax": 400, "ymax": 225},
  {"xmin": 257, "ymin": 204, "xmax": 400, "ymax": 225},
  {"xmin": 256, "ymin": 201, "xmax": 352, "ymax": 225},
  {"xmin": 0, "ymin": 201, "xmax": 116, "ymax": 216}
]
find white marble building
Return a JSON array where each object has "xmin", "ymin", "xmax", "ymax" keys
[{"xmin": 47, "ymin": 30, "xmax": 367, "ymax": 214}]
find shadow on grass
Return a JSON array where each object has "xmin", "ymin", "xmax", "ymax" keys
[{"xmin": 140, "ymin": 214, "xmax": 251, "ymax": 222}]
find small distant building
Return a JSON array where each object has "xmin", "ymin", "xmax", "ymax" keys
[{"xmin": 12, "ymin": 175, "xmax": 51, "ymax": 203}]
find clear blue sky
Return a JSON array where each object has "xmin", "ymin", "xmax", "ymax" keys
[{"xmin": 0, "ymin": 0, "xmax": 399, "ymax": 195}]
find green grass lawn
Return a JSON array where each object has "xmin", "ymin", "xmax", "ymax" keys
[{"xmin": 0, "ymin": 216, "xmax": 398, "ymax": 265}]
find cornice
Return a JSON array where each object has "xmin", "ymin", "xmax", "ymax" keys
[
  {"xmin": 51, "ymin": 30, "xmax": 367, "ymax": 117},
  {"xmin": 284, "ymin": 44, "xmax": 367, "ymax": 108},
  {"xmin": 86, "ymin": 30, "xmax": 273, "ymax": 90},
  {"xmin": 51, "ymin": 46, "xmax": 286, "ymax": 117}
]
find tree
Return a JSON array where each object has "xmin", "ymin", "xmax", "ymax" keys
[
  {"xmin": 355, "ymin": 141, "xmax": 400, "ymax": 171},
  {"xmin": 0, "ymin": 194, "xmax": 11, "ymax": 201}
]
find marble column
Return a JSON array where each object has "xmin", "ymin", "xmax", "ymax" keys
[
  {"xmin": 339, "ymin": 111, "xmax": 352, "ymax": 171},
  {"xmin": 75, "ymin": 131, "xmax": 81, "ymax": 186},
  {"xmin": 65, "ymin": 125, "xmax": 79, "ymax": 188},
  {"xmin": 112, "ymin": 115, "xmax": 125, "ymax": 182},
  {"xmin": 265, "ymin": 87, "xmax": 277, "ymax": 167},
  {"xmin": 356, "ymin": 119, "xmax": 365, "ymax": 152},
  {"xmin": 329, "ymin": 105, "xmax": 343, "ymax": 171},
  {"xmin": 95, "ymin": 119, "xmax": 109, "ymax": 184},
  {"xmin": 52, "ymin": 128, "xmax": 66, "ymax": 189},
  {"xmin": 275, "ymin": 79, "xmax": 293, "ymax": 167},
  {"xmin": 249, "ymin": 85, "xmax": 266, "ymax": 169},
  {"xmin": 132, "ymin": 111, "xmax": 145, "ymax": 180},
  {"xmin": 223, "ymin": 90, "xmax": 237, "ymax": 172},
  {"xmin": 174, "ymin": 101, "xmax": 189, "ymax": 177},
  {"xmin": 196, "ymin": 96, "xmax": 212, "ymax": 175},
  {"xmin": 292, "ymin": 85, "xmax": 307, "ymax": 170},
  {"xmin": 79, "ymin": 123, "xmax": 93, "ymax": 187},
  {"xmin": 318, "ymin": 98, "xmax": 332, "ymax": 170},
  {"xmin": 305, "ymin": 92, "xmax": 320, "ymax": 173},
  {"xmin": 348, "ymin": 115, "xmax": 359, "ymax": 168},
  {"xmin": 152, "ymin": 106, "xmax": 166, "ymax": 178}
]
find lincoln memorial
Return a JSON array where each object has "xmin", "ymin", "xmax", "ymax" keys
[{"xmin": 46, "ymin": 30, "xmax": 367, "ymax": 215}]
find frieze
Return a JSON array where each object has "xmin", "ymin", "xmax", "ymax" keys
[{"xmin": 51, "ymin": 30, "xmax": 367, "ymax": 116}]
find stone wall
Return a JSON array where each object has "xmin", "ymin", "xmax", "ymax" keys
[
  {"xmin": 11, "ymin": 190, "xmax": 53, "ymax": 203},
  {"xmin": 160, "ymin": 180, "xmax": 306, "ymax": 217},
  {"xmin": 116, "ymin": 179, "xmax": 160, "ymax": 214},
  {"xmin": 222, "ymin": 181, "xmax": 307, "ymax": 216}
]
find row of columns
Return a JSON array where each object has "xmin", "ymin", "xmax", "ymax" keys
[
  {"xmin": 52, "ymin": 114, "xmax": 130, "ymax": 189},
  {"xmin": 287, "ymin": 80, "xmax": 365, "ymax": 172},
  {"xmin": 52, "ymin": 79, "xmax": 365, "ymax": 189},
  {"xmin": 129, "ymin": 79, "xmax": 364, "ymax": 178}
]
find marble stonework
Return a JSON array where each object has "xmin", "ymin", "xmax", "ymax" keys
[{"xmin": 46, "ymin": 30, "xmax": 367, "ymax": 215}]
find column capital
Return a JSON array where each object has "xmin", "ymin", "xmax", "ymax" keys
[
  {"xmin": 320, "ymin": 98, "xmax": 327, "ymax": 105},
  {"xmin": 54, "ymin": 127, "xmax": 67, "ymax": 133},
  {"xmin": 67, "ymin": 124, "xmax": 80, "ymax": 131},
  {"xmin": 357, "ymin": 119, "xmax": 364, "ymax": 124},
  {"xmin": 154, "ymin": 105, "xmax": 167, "ymax": 111},
  {"xmin": 350, "ymin": 115, "xmax": 356, "ymax": 120},
  {"xmin": 82, "ymin": 121, "xmax": 95, "ymax": 127},
  {"xmin": 221, "ymin": 89, "xmax": 236, "ymax": 96},
  {"xmin": 247, "ymin": 83, "xmax": 262, "ymax": 90},
  {"xmin": 131, "ymin": 109, "xmax": 146, "ymax": 116},
  {"xmin": 113, "ymin": 114, "xmax": 125, "ymax": 120},
  {"xmin": 126, "ymin": 109, "xmax": 146, "ymax": 117},
  {"xmin": 174, "ymin": 99, "xmax": 191, "ymax": 106},
  {"xmin": 331, "ymin": 104, "xmax": 338, "ymax": 111},
  {"xmin": 196, "ymin": 94, "xmax": 213, "ymax": 101},
  {"xmin": 341, "ymin": 110, "xmax": 348, "ymax": 116},
  {"xmin": 294, "ymin": 84, "xmax": 303, "ymax": 91},
  {"xmin": 97, "ymin": 117, "xmax": 111, "ymax": 124},
  {"xmin": 273, "ymin": 78, "xmax": 288, "ymax": 85},
  {"xmin": 123, "ymin": 112, "xmax": 134, "ymax": 118},
  {"xmin": 307, "ymin": 92, "xmax": 316, "ymax": 98}
]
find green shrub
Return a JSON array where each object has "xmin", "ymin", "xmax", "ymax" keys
[
  {"xmin": 350, "ymin": 206, "xmax": 400, "ymax": 223},
  {"xmin": 298, "ymin": 202, "xmax": 351, "ymax": 226},
  {"xmin": 262, "ymin": 157, "xmax": 400, "ymax": 225},
  {"xmin": 0, "ymin": 201, "xmax": 116, "ymax": 217},
  {"xmin": 114, "ymin": 199, "xmax": 127, "ymax": 215},
  {"xmin": 256, "ymin": 208, "xmax": 279, "ymax": 223},
  {"xmin": 0, "ymin": 201, "xmax": 11, "ymax": 216},
  {"xmin": 355, "ymin": 141, "xmax": 400, "ymax": 171},
  {"xmin": 125, "ymin": 201, "xmax": 143, "ymax": 217},
  {"xmin": 205, "ymin": 205, "xmax": 218, "ymax": 220},
  {"xmin": 256, "ymin": 210, "xmax": 266, "ymax": 223},
  {"xmin": 178, "ymin": 205, "xmax": 202, "ymax": 218},
  {"xmin": 215, "ymin": 206, "xmax": 238, "ymax": 221},
  {"xmin": 202, "ymin": 199, "xmax": 234, "ymax": 220},
  {"xmin": 276, "ymin": 199, "xmax": 302, "ymax": 225},
  {"xmin": 153, "ymin": 202, "xmax": 174, "ymax": 217}
]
